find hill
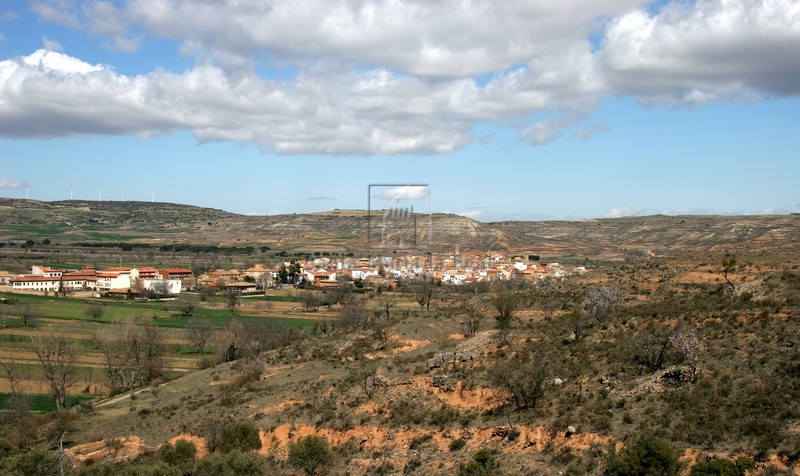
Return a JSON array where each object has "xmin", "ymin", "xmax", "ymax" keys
[
  {"xmin": 27, "ymin": 253, "xmax": 800, "ymax": 475},
  {"xmin": 1, "ymin": 197, "xmax": 799, "ymax": 474},
  {"xmin": 1, "ymin": 198, "xmax": 798, "ymax": 258}
]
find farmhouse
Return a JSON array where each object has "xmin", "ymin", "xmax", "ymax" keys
[{"xmin": 10, "ymin": 275, "xmax": 61, "ymax": 292}]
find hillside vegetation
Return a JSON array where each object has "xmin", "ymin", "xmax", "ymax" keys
[
  {"xmin": 2, "ymin": 199, "xmax": 799, "ymax": 257},
  {"xmin": 2, "ymin": 252, "xmax": 799, "ymax": 475}
]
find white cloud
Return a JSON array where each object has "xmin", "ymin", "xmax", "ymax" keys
[
  {"xmin": 374, "ymin": 186, "xmax": 429, "ymax": 201},
  {"xmin": 458, "ymin": 209, "xmax": 486, "ymax": 220},
  {"xmin": 573, "ymin": 123, "xmax": 610, "ymax": 141},
  {"xmin": 6, "ymin": 0, "xmax": 798, "ymax": 154},
  {"xmin": 0, "ymin": 178, "xmax": 28, "ymax": 190},
  {"xmin": 42, "ymin": 36, "xmax": 63, "ymax": 52},
  {"xmin": 30, "ymin": 1, "xmax": 81, "ymax": 28},
  {"xmin": 600, "ymin": 0, "xmax": 800, "ymax": 104},
  {"xmin": 604, "ymin": 207, "xmax": 646, "ymax": 218},
  {"xmin": 0, "ymin": 11, "xmax": 20, "ymax": 23}
]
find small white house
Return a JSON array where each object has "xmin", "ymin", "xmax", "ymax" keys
[{"xmin": 143, "ymin": 278, "xmax": 182, "ymax": 295}]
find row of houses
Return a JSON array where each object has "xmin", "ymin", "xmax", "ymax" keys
[
  {"xmin": 5, "ymin": 265, "xmax": 192, "ymax": 296},
  {"xmin": 1, "ymin": 252, "xmax": 586, "ymax": 296}
]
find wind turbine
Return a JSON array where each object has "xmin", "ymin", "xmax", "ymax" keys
[
  {"xmin": 69, "ymin": 188, "xmax": 73, "ymax": 200},
  {"xmin": 98, "ymin": 187, "xmax": 102, "ymax": 201},
  {"xmin": 120, "ymin": 187, "xmax": 124, "ymax": 201}
]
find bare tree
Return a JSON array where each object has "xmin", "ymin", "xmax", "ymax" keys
[
  {"xmin": 46, "ymin": 409, "xmax": 76, "ymax": 476},
  {"xmin": 1, "ymin": 358, "xmax": 30, "ymax": 422},
  {"xmin": 172, "ymin": 298, "xmax": 196, "ymax": 317},
  {"xmin": 461, "ymin": 304, "xmax": 482, "ymax": 337},
  {"xmin": 492, "ymin": 353, "xmax": 550, "ymax": 410},
  {"xmin": 415, "ymin": 280, "xmax": 433, "ymax": 311},
  {"xmin": 629, "ymin": 324, "xmax": 674, "ymax": 373},
  {"xmin": 378, "ymin": 296, "xmax": 394, "ymax": 321},
  {"xmin": 300, "ymin": 290, "xmax": 321, "ymax": 311},
  {"xmin": 16, "ymin": 303, "xmax": 39, "ymax": 328},
  {"xmin": 722, "ymin": 254, "xmax": 737, "ymax": 292},
  {"xmin": 257, "ymin": 273, "xmax": 273, "ymax": 294},
  {"xmin": 490, "ymin": 291, "xmax": 517, "ymax": 346},
  {"xmin": 372, "ymin": 324, "xmax": 392, "ymax": 351},
  {"xmin": 567, "ymin": 309, "xmax": 591, "ymax": 342},
  {"xmin": 31, "ymin": 328, "xmax": 79, "ymax": 411},
  {"xmin": 140, "ymin": 320, "xmax": 165, "ymax": 383},
  {"xmin": 339, "ymin": 298, "xmax": 368, "ymax": 329},
  {"xmin": 141, "ymin": 281, "xmax": 171, "ymax": 300},
  {"xmin": 350, "ymin": 364, "xmax": 380, "ymax": 400},
  {"xmin": 212, "ymin": 318, "xmax": 247, "ymax": 363},
  {"xmin": 186, "ymin": 317, "xmax": 214, "ymax": 353},
  {"xmin": 84, "ymin": 304, "xmax": 105, "ymax": 321},
  {"xmin": 96, "ymin": 320, "xmax": 164, "ymax": 394},
  {"xmin": 491, "ymin": 292, "xmax": 517, "ymax": 329},
  {"xmin": 225, "ymin": 289, "xmax": 241, "ymax": 313}
]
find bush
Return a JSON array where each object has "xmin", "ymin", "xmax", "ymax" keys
[
  {"xmin": 458, "ymin": 448, "xmax": 500, "ymax": 476},
  {"xmin": 605, "ymin": 434, "xmax": 682, "ymax": 476},
  {"xmin": 287, "ymin": 435, "xmax": 334, "ymax": 475},
  {"xmin": 70, "ymin": 462, "xmax": 182, "ymax": 476},
  {"xmin": 159, "ymin": 439, "xmax": 196, "ymax": 471},
  {"xmin": 691, "ymin": 457, "xmax": 755, "ymax": 476},
  {"xmin": 194, "ymin": 450, "xmax": 267, "ymax": 476},
  {"xmin": 0, "ymin": 447, "xmax": 60, "ymax": 476},
  {"xmin": 215, "ymin": 421, "xmax": 262, "ymax": 453},
  {"xmin": 449, "ymin": 438, "xmax": 467, "ymax": 452}
]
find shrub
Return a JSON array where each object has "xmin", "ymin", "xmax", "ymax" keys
[
  {"xmin": 0, "ymin": 447, "xmax": 60, "ymax": 476},
  {"xmin": 287, "ymin": 435, "xmax": 334, "ymax": 476},
  {"xmin": 70, "ymin": 462, "xmax": 182, "ymax": 476},
  {"xmin": 691, "ymin": 457, "xmax": 755, "ymax": 476},
  {"xmin": 605, "ymin": 434, "xmax": 682, "ymax": 476},
  {"xmin": 449, "ymin": 438, "xmax": 467, "ymax": 452},
  {"xmin": 458, "ymin": 448, "xmax": 500, "ymax": 476},
  {"xmin": 216, "ymin": 421, "xmax": 262, "ymax": 453},
  {"xmin": 159, "ymin": 439, "xmax": 196, "ymax": 471},
  {"xmin": 194, "ymin": 450, "xmax": 267, "ymax": 476}
]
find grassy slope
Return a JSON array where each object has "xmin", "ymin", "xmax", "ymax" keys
[{"xmin": 61, "ymin": 253, "xmax": 800, "ymax": 474}]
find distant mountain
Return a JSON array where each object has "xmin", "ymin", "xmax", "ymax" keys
[{"xmin": 1, "ymin": 198, "xmax": 798, "ymax": 258}]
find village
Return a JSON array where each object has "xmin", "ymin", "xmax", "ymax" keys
[{"xmin": 0, "ymin": 247, "xmax": 587, "ymax": 297}]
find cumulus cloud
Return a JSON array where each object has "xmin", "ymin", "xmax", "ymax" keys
[
  {"xmin": 600, "ymin": 0, "xmax": 800, "ymax": 104},
  {"xmin": 42, "ymin": 36, "xmax": 63, "ymax": 51},
  {"xmin": 0, "ymin": 178, "xmax": 28, "ymax": 190},
  {"xmin": 4, "ymin": 0, "xmax": 798, "ymax": 155}
]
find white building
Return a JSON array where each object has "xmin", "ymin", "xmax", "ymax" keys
[{"xmin": 143, "ymin": 278, "xmax": 181, "ymax": 295}]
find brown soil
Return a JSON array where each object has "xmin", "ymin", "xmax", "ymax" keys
[{"xmin": 258, "ymin": 422, "xmax": 613, "ymax": 459}]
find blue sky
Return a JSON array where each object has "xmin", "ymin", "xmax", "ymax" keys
[{"xmin": 1, "ymin": 0, "xmax": 798, "ymax": 221}]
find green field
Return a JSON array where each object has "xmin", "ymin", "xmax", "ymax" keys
[
  {"xmin": 0, "ymin": 292, "xmax": 314, "ymax": 330},
  {"xmin": 0, "ymin": 393, "xmax": 94, "ymax": 412}
]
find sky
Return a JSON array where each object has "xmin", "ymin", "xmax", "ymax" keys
[{"xmin": 0, "ymin": 0, "xmax": 798, "ymax": 221}]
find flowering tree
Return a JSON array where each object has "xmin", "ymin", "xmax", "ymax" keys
[{"xmin": 670, "ymin": 330, "xmax": 701, "ymax": 382}]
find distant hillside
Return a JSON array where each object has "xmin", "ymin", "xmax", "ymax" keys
[{"xmin": 1, "ymin": 198, "xmax": 798, "ymax": 258}]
